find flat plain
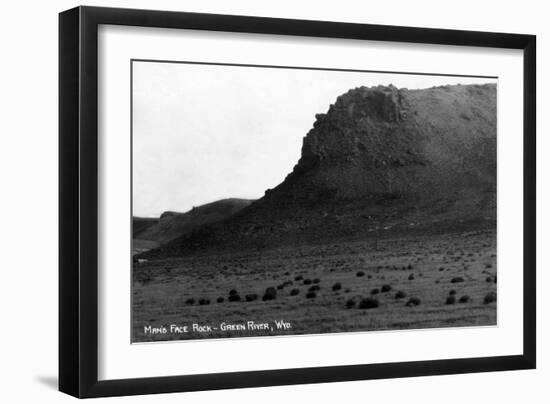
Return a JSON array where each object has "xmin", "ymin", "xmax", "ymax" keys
[{"xmin": 132, "ymin": 228, "xmax": 496, "ymax": 342}]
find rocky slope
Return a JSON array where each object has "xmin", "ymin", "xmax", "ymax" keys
[
  {"xmin": 142, "ymin": 83, "xmax": 496, "ymax": 258},
  {"xmin": 133, "ymin": 198, "xmax": 254, "ymax": 245}
]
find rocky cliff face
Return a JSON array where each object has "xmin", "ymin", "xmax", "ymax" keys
[
  {"xmin": 267, "ymin": 83, "xmax": 495, "ymax": 204},
  {"xmin": 142, "ymin": 83, "xmax": 497, "ymax": 257}
]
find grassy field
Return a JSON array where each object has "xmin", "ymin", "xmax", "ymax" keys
[{"xmin": 132, "ymin": 228, "xmax": 496, "ymax": 342}]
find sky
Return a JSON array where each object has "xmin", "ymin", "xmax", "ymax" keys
[{"xmin": 132, "ymin": 61, "xmax": 496, "ymax": 217}]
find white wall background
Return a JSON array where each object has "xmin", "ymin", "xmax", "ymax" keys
[{"xmin": 0, "ymin": 0, "xmax": 546, "ymax": 403}]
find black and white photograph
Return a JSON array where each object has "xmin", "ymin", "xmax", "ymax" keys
[
  {"xmin": 131, "ymin": 60, "xmax": 498, "ymax": 343},
  {"xmin": 0, "ymin": 0, "xmax": 544, "ymax": 401}
]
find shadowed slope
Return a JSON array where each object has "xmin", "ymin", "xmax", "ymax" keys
[{"xmin": 133, "ymin": 198, "xmax": 254, "ymax": 245}]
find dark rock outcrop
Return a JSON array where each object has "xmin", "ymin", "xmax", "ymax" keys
[{"xmin": 268, "ymin": 83, "xmax": 495, "ymax": 207}]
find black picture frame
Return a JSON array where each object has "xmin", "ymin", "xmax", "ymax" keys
[{"xmin": 59, "ymin": 5, "xmax": 536, "ymax": 398}]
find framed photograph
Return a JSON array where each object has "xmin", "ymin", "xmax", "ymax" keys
[{"xmin": 59, "ymin": 6, "xmax": 536, "ymax": 398}]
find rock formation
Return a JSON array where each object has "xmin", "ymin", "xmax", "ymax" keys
[{"xmin": 141, "ymin": 83, "xmax": 497, "ymax": 258}]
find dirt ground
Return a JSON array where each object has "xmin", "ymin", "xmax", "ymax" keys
[{"xmin": 132, "ymin": 228, "xmax": 496, "ymax": 342}]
